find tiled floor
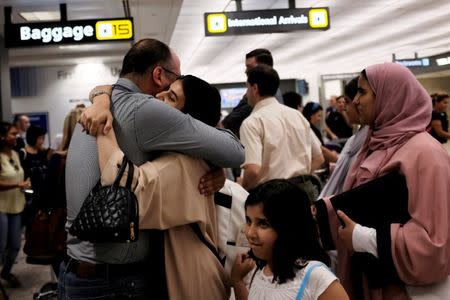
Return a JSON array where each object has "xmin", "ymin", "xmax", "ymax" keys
[{"xmin": 1, "ymin": 237, "xmax": 56, "ymax": 300}]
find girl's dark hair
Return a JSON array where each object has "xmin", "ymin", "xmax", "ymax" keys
[
  {"xmin": 0, "ymin": 122, "xmax": 14, "ymax": 151},
  {"xmin": 302, "ymin": 102, "xmax": 323, "ymax": 122},
  {"xmin": 344, "ymin": 77, "xmax": 359, "ymax": 101},
  {"xmin": 245, "ymin": 179, "xmax": 330, "ymax": 284},
  {"xmin": 26, "ymin": 125, "xmax": 46, "ymax": 146},
  {"xmin": 178, "ymin": 75, "xmax": 221, "ymax": 127}
]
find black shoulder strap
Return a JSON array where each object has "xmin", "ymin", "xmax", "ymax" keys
[
  {"xmin": 125, "ymin": 159, "xmax": 134, "ymax": 189},
  {"xmin": 190, "ymin": 223, "xmax": 224, "ymax": 265}
]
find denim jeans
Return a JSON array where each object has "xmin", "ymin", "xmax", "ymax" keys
[
  {"xmin": 58, "ymin": 259, "xmax": 149, "ymax": 300},
  {"xmin": 0, "ymin": 213, "xmax": 22, "ymax": 276}
]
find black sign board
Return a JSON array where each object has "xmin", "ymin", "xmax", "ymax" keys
[
  {"xmin": 394, "ymin": 58, "xmax": 431, "ymax": 68},
  {"xmin": 204, "ymin": 8, "xmax": 329, "ymax": 36},
  {"xmin": 4, "ymin": 18, "xmax": 133, "ymax": 48}
]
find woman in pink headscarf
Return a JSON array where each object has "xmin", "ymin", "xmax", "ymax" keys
[{"xmin": 319, "ymin": 62, "xmax": 450, "ymax": 299}]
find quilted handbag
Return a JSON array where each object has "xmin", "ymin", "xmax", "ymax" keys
[{"xmin": 69, "ymin": 156, "xmax": 139, "ymax": 243}]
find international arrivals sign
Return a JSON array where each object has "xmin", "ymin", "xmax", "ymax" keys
[
  {"xmin": 204, "ymin": 8, "xmax": 330, "ymax": 36},
  {"xmin": 4, "ymin": 18, "xmax": 133, "ymax": 48}
]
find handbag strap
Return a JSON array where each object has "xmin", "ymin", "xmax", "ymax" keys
[
  {"xmin": 113, "ymin": 156, "xmax": 130, "ymax": 187},
  {"xmin": 296, "ymin": 262, "xmax": 323, "ymax": 300},
  {"xmin": 125, "ymin": 159, "xmax": 134, "ymax": 189},
  {"xmin": 190, "ymin": 223, "xmax": 223, "ymax": 265}
]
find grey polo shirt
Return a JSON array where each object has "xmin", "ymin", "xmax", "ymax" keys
[{"xmin": 66, "ymin": 78, "xmax": 244, "ymax": 264}]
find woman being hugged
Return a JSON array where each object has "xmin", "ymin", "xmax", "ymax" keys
[
  {"xmin": 0, "ymin": 122, "xmax": 31, "ymax": 287},
  {"xmin": 231, "ymin": 179, "xmax": 348, "ymax": 300}
]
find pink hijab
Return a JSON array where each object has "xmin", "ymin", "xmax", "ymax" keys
[
  {"xmin": 343, "ymin": 62, "xmax": 432, "ymax": 189},
  {"xmin": 330, "ymin": 63, "xmax": 450, "ymax": 299}
]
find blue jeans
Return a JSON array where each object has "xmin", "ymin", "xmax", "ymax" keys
[
  {"xmin": 58, "ymin": 259, "xmax": 149, "ymax": 299},
  {"xmin": 0, "ymin": 212, "xmax": 22, "ymax": 276}
]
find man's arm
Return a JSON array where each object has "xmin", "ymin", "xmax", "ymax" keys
[
  {"xmin": 82, "ymin": 90, "xmax": 245, "ymax": 168},
  {"xmin": 324, "ymin": 125, "xmax": 338, "ymax": 140},
  {"xmin": 431, "ymin": 120, "xmax": 450, "ymax": 139},
  {"xmin": 241, "ymin": 164, "xmax": 261, "ymax": 190},
  {"xmin": 310, "ymin": 129, "xmax": 325, "ymax": 172},
  {"xmin": 135, "ymin": 98, "xmax": 244, "ymax": 168},
  {"xmin": 239, "ymin": 119, "xmax": 263, "ymax": 190}
]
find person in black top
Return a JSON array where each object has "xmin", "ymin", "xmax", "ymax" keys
[
  {"xmin": 430, "ymin": 93, "xmax": 450, "ymax": 143},
  {"xmin": 325, "ymin": 96, "xmax": 353, "ymax": 139},
  {"xmin": 303, "ymin": 102, "xmax": 338, "ymax": 163}
]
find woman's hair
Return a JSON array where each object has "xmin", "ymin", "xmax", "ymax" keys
[
  {"xmin": 0, "ymin": 122, "xmax": 14, "ymax": 151},
  {"xmin": 245, "ymin": 179, "xmax": 330, "ymax": 284},
  {"xmin": 26, "ymin": 125, "xmax": 47, "ymax": 146},
  {"xmin": 60, "ymin": 107, "xmax": 83, "ymax": 151},
  {"xmin": 178, "ymin": 75, "xmax": 221, "ymax": 127},
  {"xmin": 283, "ymin": 91, "xmax": 303, "ymax": 110},
  {"xmin": 302, "ymin": 102, "xmax": 323, "ymax": 122},
  {"xmin": 434, "ymin": 93, "xmax": 449, "ymax": 104},
  {"xmin": 344, "ymin": 77, "xmax": 359, "ymax": 100},
  {"xmin": 361, "ymin": 69, "xmax": 368, "ymax": 80}
]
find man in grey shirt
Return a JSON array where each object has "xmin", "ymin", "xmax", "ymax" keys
[{"xmin": 59, "ymin": 39, "xmax": 244, "ymax": 299}]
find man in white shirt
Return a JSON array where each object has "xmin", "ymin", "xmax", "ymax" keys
[{"xmin": 239, "ymin": 65, "xmax": 324, "ymax": 200}]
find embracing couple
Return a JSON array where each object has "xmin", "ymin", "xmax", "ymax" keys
[{"xmin": 59, "ymin": 38, "xmax": 245, "ymax": 300}]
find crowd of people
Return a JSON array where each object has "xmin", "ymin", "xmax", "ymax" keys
[
  {"xmin": 0, "ymin": 37, "xmax": 449, "ymax": 300},
  {"xmin": 0, "ymin": 107, "xmax": 83, "ymax": 298}
]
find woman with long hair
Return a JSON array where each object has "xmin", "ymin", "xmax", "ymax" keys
[{"xmin": 0, "ymin": 122, "xmax": 31, "ymax": 287}]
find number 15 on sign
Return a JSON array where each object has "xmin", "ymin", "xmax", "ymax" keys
[{"xmin": 96, "ymin": 20, "xmax": 133, "ymax": 40}]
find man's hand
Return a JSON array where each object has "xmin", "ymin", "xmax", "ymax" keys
[
  {"xmin": 337, "ymin": 210, "xmax": 356, "ymax": 251},
  {"xmin": 79, "ymin": 88, "xmax": 113, "ymax": 136},
  {"xmin": 198, "ymin": 168, "xmax": 226, "ymax": 196}
]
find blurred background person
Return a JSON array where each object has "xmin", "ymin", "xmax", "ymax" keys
[
  {"xmin": 12, "ymin": 114, "xmax": 30, "ymax": 162},
  {"xmin": 282, "ymin": 91, "xmax": 303, "ymax": 112},
  {"xmin": 302, "ymin": 102, "xmax": 338, "ymax": 164},
  {"xmin": 0, "ymin": 122, "xmax": 31, "ymax": 288},
  {"xmin": 325, "ymin": 95, "xmax": 353, "ymax": 141},
  {"xmin": 59, "ymin": 105, "xmax": 85, "ymax": 153},
  {"xmin": 429, "ymin": 93, "xmax": 449, "ymax": 144}
]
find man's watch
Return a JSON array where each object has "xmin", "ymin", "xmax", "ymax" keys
[{"xmin": 89, "ymin": 89, "xmax": 112, "ymax": 103}]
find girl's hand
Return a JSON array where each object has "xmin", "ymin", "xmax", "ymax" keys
[
  {"xmin": 337, "ymin": 210, "xmax": 356, "ymax": 250},
  {"xmin": 231, "ymin": 253, "xmax": 255, "ymax": 285}
]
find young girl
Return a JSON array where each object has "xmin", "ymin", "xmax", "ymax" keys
[{"xmin": 231, "ymin": 179, "xmax": 348, "ymax": 300}]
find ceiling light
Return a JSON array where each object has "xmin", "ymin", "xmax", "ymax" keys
[{"xmin": 19, "ymin": 11, "xmax": 60, "ymax": 21}]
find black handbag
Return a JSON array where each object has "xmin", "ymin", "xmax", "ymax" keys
[{"xmin": 69, "ymin": 156, "xmax": 139, "ymax": 243}]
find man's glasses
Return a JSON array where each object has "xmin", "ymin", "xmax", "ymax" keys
[
  {"xmin": 161, "ymin": 66, "xmax": 181, "ymax": 79},
  {"xmin": 9, "ymin": 158, "xmax": 19, "ymax": 171}
]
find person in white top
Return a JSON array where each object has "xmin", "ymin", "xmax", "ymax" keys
[
  {"xmin": 239, "ymin": 65, "xmax": 323, "ymax": 201},
  {"xmin": 231, "ymin": 179, "xmax": 348, "ymax": 300}
]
